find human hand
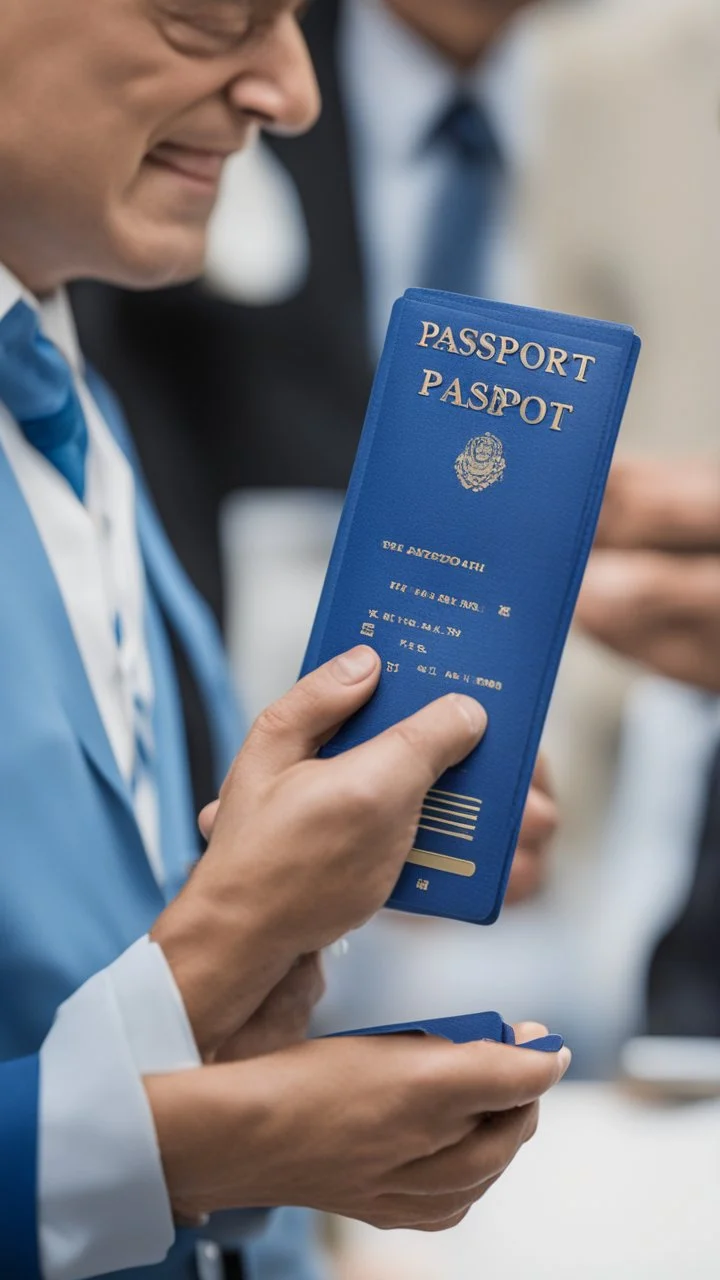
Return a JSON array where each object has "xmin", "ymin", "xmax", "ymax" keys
[
  {"xmin": 212, "ymin": 952, "xmax": 325, "ymax": 1064},
  {"xmin": 505, "ymin": 755, "xmax": 557, "ymax": 905},
  {"xmin": 145, "ymin": 1026, "xmax": 570, "ymax": 1229},
  {"xmin": 153, "ymin": 646, "xmax": 487, "ymax": 1057},
  {"xmin": 576, "ymin": 458, "xmax": 720, "ymax": 691}
]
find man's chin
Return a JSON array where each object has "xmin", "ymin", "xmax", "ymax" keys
[{"xmin": 100, "ymin": 220, "xmax": 209, "ymax": 291}]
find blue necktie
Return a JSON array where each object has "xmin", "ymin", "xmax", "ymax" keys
[
  {"xmin": 0, "ymin": 298, "xmax": 88, "ymax": 501},
  {"xmin": 420, "ymin": 95, "xmax": 504, "ymax": 295}
]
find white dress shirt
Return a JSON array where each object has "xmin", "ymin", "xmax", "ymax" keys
[{"xmin": 0, "ymin": 264, "xmax": 201, "ymax": 1280}]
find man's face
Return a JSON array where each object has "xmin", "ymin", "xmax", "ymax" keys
[{"xmin": 0, "ymin": 0, "xmax": 319, "ymax": 291}]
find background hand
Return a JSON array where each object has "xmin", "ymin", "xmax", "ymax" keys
[
  {"xmin": 505, "ymin": 755, "xmax": 558, "ymax": 904},
  {"xmin": 577, "ymin": 457, "xmax": 720, "ymax": 691}
]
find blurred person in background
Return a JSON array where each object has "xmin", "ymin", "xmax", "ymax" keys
[
  {"xmin": 524, "ymin": 0, "xmax": 720, "ymax": 866},
  {"xmin": 575, "ymin": 456, "xmax": 720, "ymax": 1051},
  {"xmin": 518, "ymin": 0, "xmax": 720, "ymax": 1068}
]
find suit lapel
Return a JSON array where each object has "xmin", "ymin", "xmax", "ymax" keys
[
  {"xmin": 0, "ymin": 444, "xmax": 137, "ymax": 826},
  {"xmin": 134, "ymin": 474, "xmax": 243, "ymax": 782},
  {"xmin": 86, "ymin": 367, "xmax": 244, "ymax": 785}
]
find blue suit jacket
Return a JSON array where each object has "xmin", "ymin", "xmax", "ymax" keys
[{"xmin": 0, "ymin": 374, "xmax": 320, "ymax": 1280}]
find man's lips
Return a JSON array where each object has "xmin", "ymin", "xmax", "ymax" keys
[{"xmin": 145, "ymin": 141, "xmax": 233, "ymax": 186}]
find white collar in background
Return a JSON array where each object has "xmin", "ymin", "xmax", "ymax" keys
[
  {"xmin": 340, "ymin": 0, "xmax": 537, "ymax": 174},
  {"xmin": 0, "ymin": 261, "xmax": 83, "ymax": 374}
]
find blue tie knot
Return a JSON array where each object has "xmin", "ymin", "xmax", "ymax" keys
[
  {"xmin": 430, "ymin": 95, "xmax": 503, "ymax": 167},
  {"xmin": 0, "ymin": 298, "xmax": 89, "ymax": 501}
]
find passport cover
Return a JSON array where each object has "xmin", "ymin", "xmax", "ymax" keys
[
  {"xmin": 302, "ymin": 288, "xmax": 641, "ymax": 925},
  {"xmin": 331, "ymin": 1011, "xmax": 564, "ymax": 1054}
]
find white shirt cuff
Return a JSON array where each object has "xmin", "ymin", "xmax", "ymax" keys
[
  {"xmin": 107, "ymin": 935, "xmax": 202, "ymax": 1074},
  {"xmin": 38, "ymin": 936, "xmax": 201, "ymax": 1280}
]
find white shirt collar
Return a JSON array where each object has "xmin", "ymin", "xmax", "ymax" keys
[
  {"xmin": 0, "ymin": 261, "xmax": 83, "ymax": 375},
  {"xmin": 340, "ymin": 0, "xmax": 535, "ymax": 172}
]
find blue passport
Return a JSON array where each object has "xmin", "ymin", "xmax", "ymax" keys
[
  {"xmin": 302, "ymin": 288, "xmax": 640, "ymax": 925},
  {"xmin": 331, "ymin": 1011, "xmax": 564, "ymax": 1054}
]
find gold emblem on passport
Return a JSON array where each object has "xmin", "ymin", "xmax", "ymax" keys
[{"xmin": 455, "ymin": 433, "xmax": 506, "ymax": 492}]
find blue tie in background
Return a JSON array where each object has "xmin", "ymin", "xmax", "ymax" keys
[
  {"xmin": 420, "ymin": 95, "xmax": 504, "ymax": 296},
  {"xmin": 0, "ymin": 298, "xmax": 89, "ymax": 501}
]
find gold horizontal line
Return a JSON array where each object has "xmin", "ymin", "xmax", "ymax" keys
[
  {"xmin": 427, "ymin": 787, "xmax": 482, "ymax": 805},
  {"xmin": 418, "ymin": 824, "xmax": 474, "ymax": 843},
  {"xmin": 407, "ymin": 848, "xmax": 476, "ymax": 877},
  {"xmin": 420, "ymin": 811, "xmax": 476, "ymax": 831},
  {"xmin": 424, "ymin": 796, "xmax": 481, "ymax": 814},
  {"xmin": 421, "ymin": 802, "xmax": 478, "ymax": 825}
]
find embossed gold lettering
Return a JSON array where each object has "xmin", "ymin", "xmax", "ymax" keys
[
  {"xmin": 520, "ymin": 341, "xmax": 545, "ymax": 371},
  {"xmin": 477, "ymin": 332, "xmax": 497, "ymax": 361},
  {"xmin": 440, "ymin": 377, "xmax": 464, "ymax": 406},
  {"xmin": 468, "ymin": 381, "xmax": 489, "ymax": 411},
  {"xmin": 418, "ymin": 321, "xmax": 440, "ymax": 348},
  {"xmin": 435, "ymin": 326, "xmax": 460, "ymax": 354},
  {"xmin": 459, "ymin": 327, "xmax": 479, "ymax": 355},
  {"xmin": 549, "ymin": 401, "xmax": 574, "ymax": 431},
  {"xmin": 497, "ymin": 335, "xmax": 520, "ymax": 366},
  {"xmin": 572, "ymin": 353, "xmax": 596, "ymax": 383},
  {"xmin": 545, "ymin": 347, "xmax": 569, "ymax": 376},
  {"xmin": 418, "ymin": 368, "xmax": 443, "ymax": 397},
  {"xmin": 520, "ymin": 395, "xmax": 548, "ymax": 425}
]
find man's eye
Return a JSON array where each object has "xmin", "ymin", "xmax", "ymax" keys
[{"xmin": 155, "ymin": 1, "xmax": 253, "ymax": 55}]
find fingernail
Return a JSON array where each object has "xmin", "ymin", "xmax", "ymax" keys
[
  {"xmin": 332, "ymin": 645, "xmax": 379, "ymax": 684},
  {"xmin": 452, "ymin": 695, "xmax": 488, "ymax": 735}
]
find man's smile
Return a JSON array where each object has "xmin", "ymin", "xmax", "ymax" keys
[{"xmin": 144, "ymin": 140, "xmax": 235, "ymax": 188}]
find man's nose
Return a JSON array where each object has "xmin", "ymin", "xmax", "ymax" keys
[{"xmin": 227, "ymin": 13, "xmax": 321, "ymax": 138}]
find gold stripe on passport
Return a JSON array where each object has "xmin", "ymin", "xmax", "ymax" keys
[
  {"xmin": 407, "ymin": 848, "xmax": 477, "ymax": 877},
  {"xmin": 427, "ymin": 787, "xmax": 482, "ymax": 808}
]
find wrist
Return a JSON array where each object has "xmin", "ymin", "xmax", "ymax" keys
[
  {"xmin": 151, "ymin": 881, "xmax": 297, "ymax": 1059},
  {"xmin": 144, "ymin": 1058, "xmax": 295, "ymax": 1218}
]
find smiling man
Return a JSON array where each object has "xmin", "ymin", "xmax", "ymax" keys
[
  {"xmin": 0, "ymin": 3, "xmax": 569, "ymax": 1280},
  {"xmin": 2, "ymin": 0, "xmax": 318, "ymax": 287}
]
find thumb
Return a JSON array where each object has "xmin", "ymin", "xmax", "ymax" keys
[
  {"xmin": 239, "ymin": 646, "xmax": 382, "ymax": 776},
  {"xmin": 198, "ymin": 800, "xmax": 219, "ymax": 842}
]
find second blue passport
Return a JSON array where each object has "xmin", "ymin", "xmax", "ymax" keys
[{"xmin": 302, "ymin": 288, "xmax": 640, "ymax": 925}]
